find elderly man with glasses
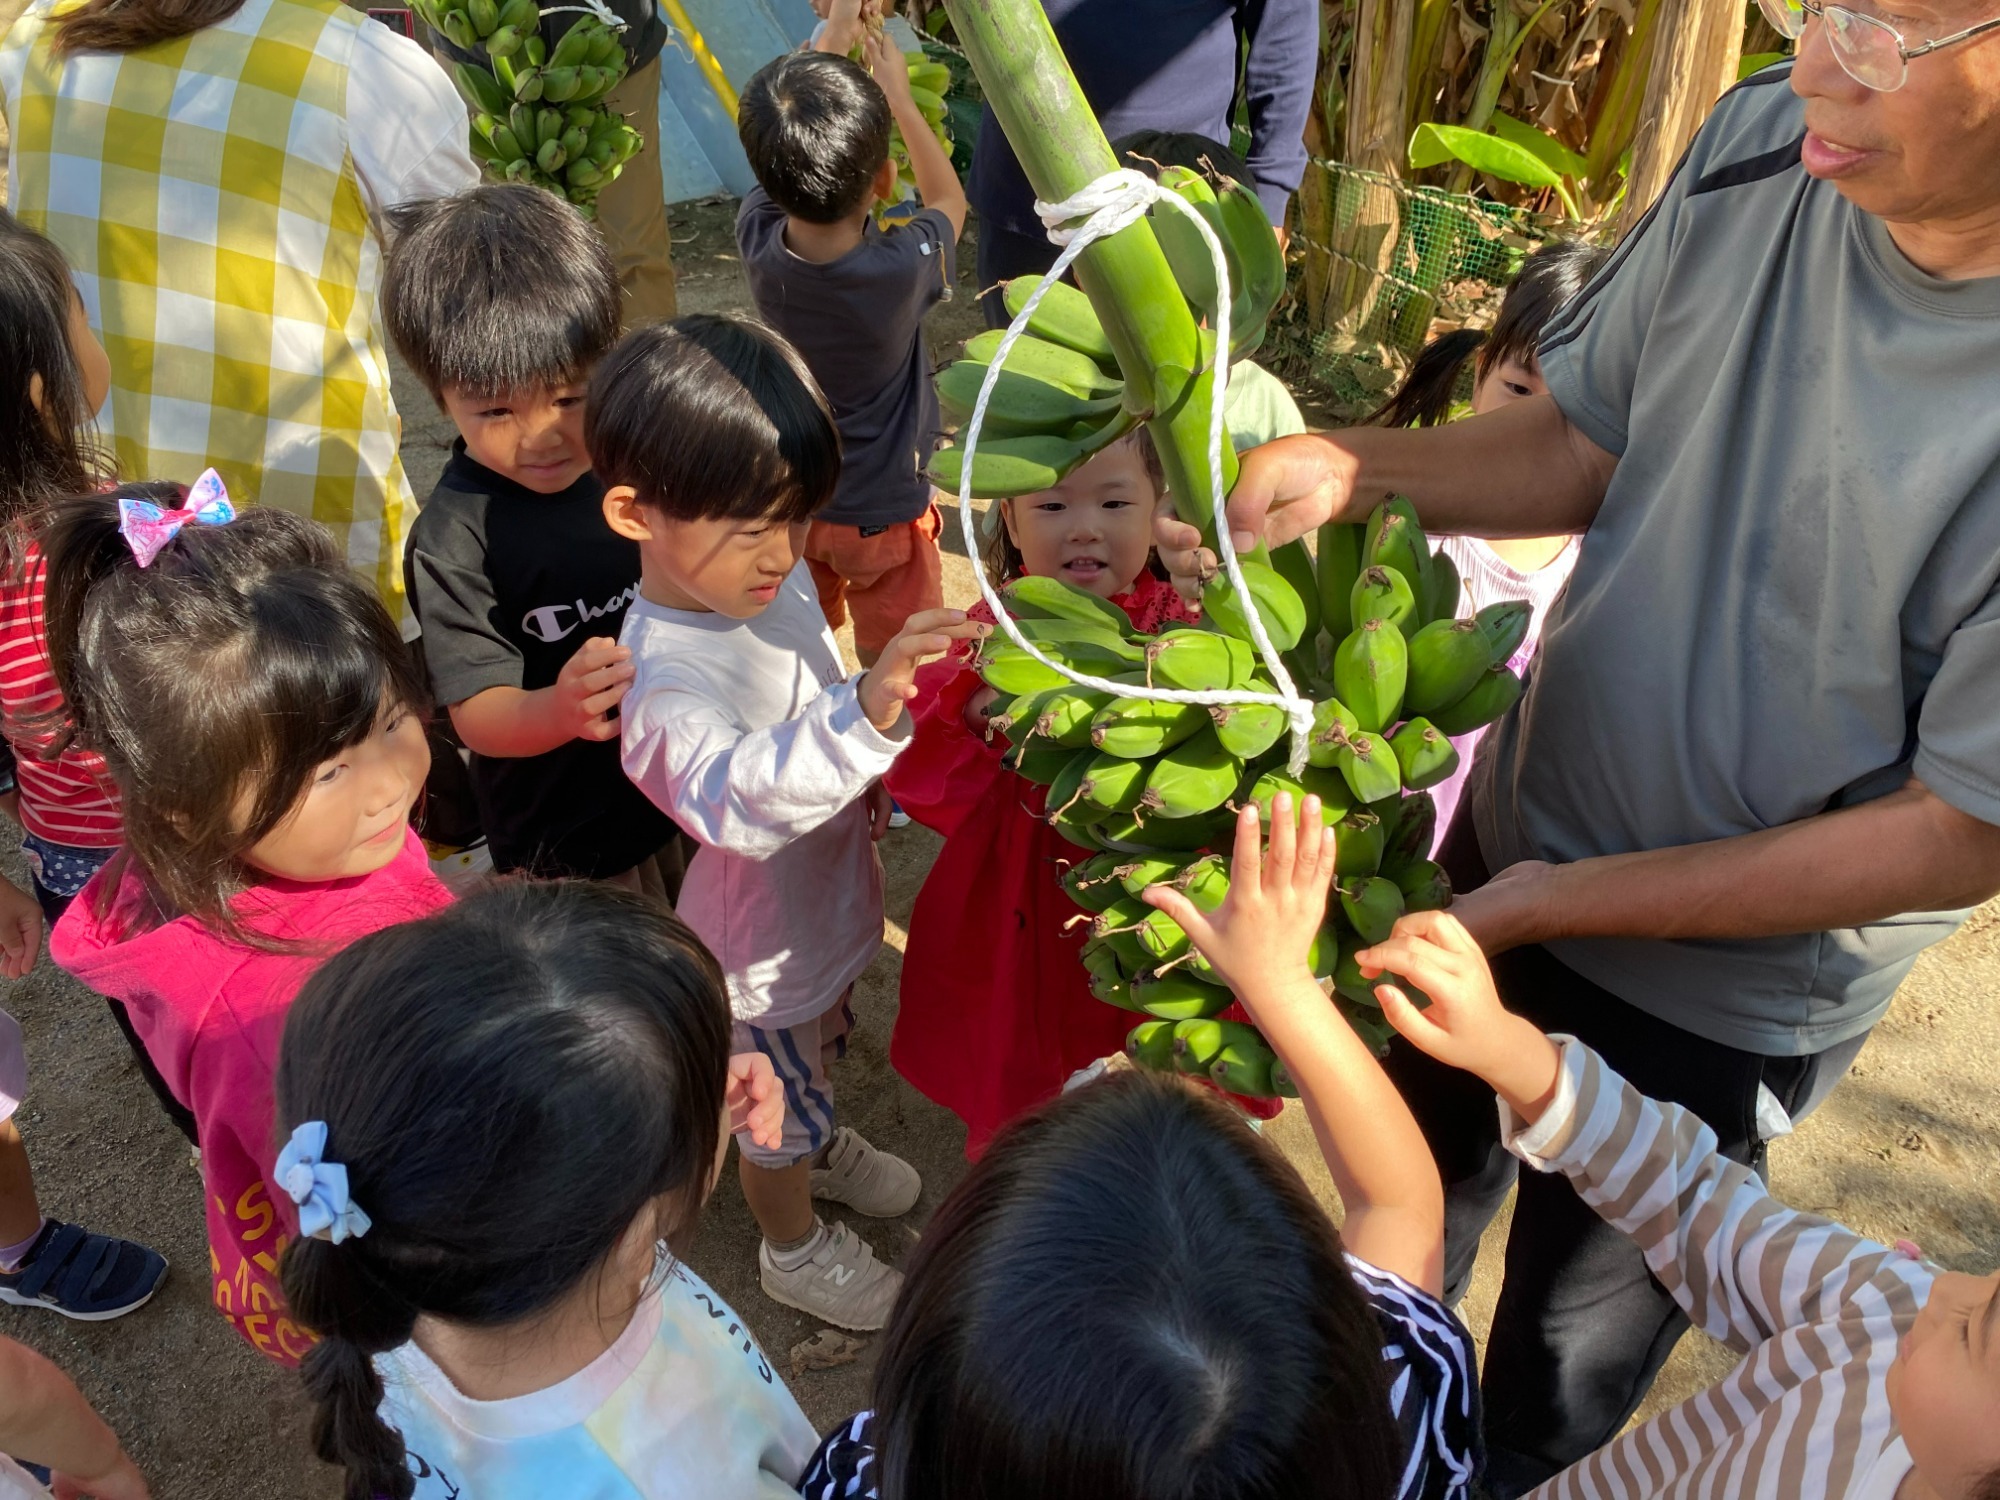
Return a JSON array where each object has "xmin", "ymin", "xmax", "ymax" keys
[{"xmin": 1157, "ymin": 7, "xmax": 2000, "ymax": 1494}]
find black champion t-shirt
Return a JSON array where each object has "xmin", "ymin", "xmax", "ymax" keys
[{"xmin": 404, "ymin": 443, "xmax": 675, "ymax": 879}]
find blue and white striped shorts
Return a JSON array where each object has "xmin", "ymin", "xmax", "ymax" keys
[{"xmin": 732, "ymin": 991, "xmax": 855, "ymax": 1169}]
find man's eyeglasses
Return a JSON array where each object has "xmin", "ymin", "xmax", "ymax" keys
[{"xmin": 1756, "ymin": 0, "xmax": 2000, "ymax": 90}]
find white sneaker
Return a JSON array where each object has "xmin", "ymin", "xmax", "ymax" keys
[
  {"xmin": 887, "ymin": 802, "xmax": 911, "ymax": 829},
  {"xmin": 759, "ymin": 1221, "xmax": 903, "ymax": 1331},
  {"xmin": 810, "ymin": 1126, "xmax": 922, "ymax": 1217}
]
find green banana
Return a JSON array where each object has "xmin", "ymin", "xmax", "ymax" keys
[
  {"xmin": 1394, "ymin": 859, "xmax": 1452, "ymax": 913},
  {"xmin": 541, "ymin": 66, "xmax": 581, "ymax": 103},
  {"xmin": 1010, "ymin": 618, "xmax": 1146, "ymax": 669},
  {"xmin": 1172, "ymin": 853, "xmax": 1232, "ymax": 911},
  {"xmin": 1096, "ymin": 805, "xmax": 1234, "ymax": 854},
  {"xmin": 976, "ymin": 643, "xmax": 1067, "ymax": 697},
  {"xmin": 1333, "ymin": 729, "xmax": 1403, "ymax": 804},
  {"xmin": 1474, "ymin": 600, "xmax": 1532, "ymax": 665},
  {"xmin": 1388, "ymin": 718, "xmax": 1460, "ymax": 791},
  {"xmin": 1404, "ymin": 618, "xmax": 1492, "ymax": 715},
  {"xmin": 908, "ymin": 83, "xmax": 947, "ymax": 120},
  {"xmin": 1126, "ymin": 1019, "xmax": 1178, "ymax": 1072},
  {"xmin": 1333, "ymin": 808, "xmax": 1386, "ymax": 878},
  {"xmin": 513, "ymin": 66, "xmax": 545, "ymax": 103},
  {"xmin": 1043, "ymin": 746, "xmax": 1093, "ymax": 815},
  {"xmin": 441, "ymin": 9, "xmax": 478, "ymax": 49},
  {"xmin": 536, "ymin": 105, "xmax": 563, "ymax": 147},
  {"xmin": 935, "ymin": 361, "xmax": 1122, "ymax": 437},
  {"xmin": 1350, "ymin": 564, "xmax": 1418, "ymax": 633},
  {"xmin": 1270, "ymin": 539, "xmax": 1322, "ymax": 644},
  {"xmin": 1028, "ymin": 686, "xmax": 1114, "ymax": 749},
  {"xmin": 929, "ymin": 434, "xmax": 1083, "ymax": 498},
  {"xmin": 1203, "ymin": 559, "xmax": 1307, "ymax": 652},
  {"xmin": 454, "ymin": 61, "xmax": 512, "ymax": 117},
  {"xmin": 1115, "ymin": 854, "xmax": 1185, "ymax": 898},
  {"xmin": 1316, "ymin": 520, "xmax": 1365, "ymax": 642},
  {"xmin": 549, "ymin": 14, "xmax": 595, "ymax": 66},
  {"xmin": 964, "ymin": 330, "xmax": 1122, "ymax": 397},
  {"xmin": 1048, "ymin": 798, "xmax": 1105, "ymax": 851},
  {"xmin": 1089, "ymin": 962, "xmax": 1144, "ymax": 1012},
  {"xmin": 1270, "ymin": 1057, "xmax": 1303, "ymax": 1097},
  {"xmin": 1003, "ymin": 573, "xmax": 1136, "ymax": 633},
  {"xmin": 1332, "ymin": 946, "xmax": 1381, "ymax": 1008},
  {"xmin": 486, "ymin": 23, "xmax": 522, "ymax": 57},
  {"xmin": 1211, "ymin": 1038, "xmax": 1284, "ymax": 1098},
  {"xmin": 1305, "ymin": 695, "xmax": 1360, "ymax": 769},
  {"xmin": 1092, "ymin": 696, "xmax": 1207, "ymax": 759},
  {"xmin": 489, "ymin": 124, "xmax": 526, "ymax": 162},
  {"xmin": 1142, "ymin": 729, "xmax": 1242, "ymax": 819},
  {"xmin": 1173, "ymin": 1018, "xmax": 1264, "ymax": 1076},
  {"xmin": 1131, "ymin": 971, "xmax": 1233, "ymax": 1021},
  {"xmin": 1339, "ymin": 876, "xmax": 1406, "ymax": 945},
  {"xmin": 1209, "ymin": 687, "xmax": 1285, "ymax": 760},
  {"xmin": 1061, "ymin": 852, "xmax": 1127, "ymax": 913},
  {"xmin": 1005, "ymin": 740, "xmax": 1081, "ymax": 787},
  {"xmin": 1146, "ymin": 628, "xmax": 1252, "ymax": 691},
  {"xmin": 1335, "ymin": 992, "xmax": 1398, "ymax": 1056},
  {"xmin": 1364, "ymin": 497, "xmax": 1430, "ymax": 605},
  {"xmin": 1425, "ymin": 545, "xmax": 1463, "ymax": 625},
  {"xmin": 1152, "ymin": 167, "xmax": 1227, "ymax": 318},
  {"xmin": 1333, "ymin": 620, "xmax": 1407, "ymax": 733},
  {"xmin": 1077, "ymin": 752, "xmax": 1151, "ymax": 813},
  {"xmin": 999, "ymin": 275, "xmax": 1116, "ymax": 363},
  {"xmin": 1138, "ymin": 905, "xmax": 1192, "ymax": 966},
  {"xmin": 466, "ymin": 0, "xmax": 499, "ymax": 35},
  {"xmin": 1214, "ymin": 170, "xmax": 1287, "ymax": 359},
  {"xmin": 497, "ymin": 0, "xmax": 536, "ymax": 28},
  {"xmin": 536, "ymin": 138, "xmax": 566, "ymax": 173},
  {"xmin": 1246, "ymin": 764, "xmax": 1352, "ymax": 824},
  {"xmin": 1429, "ymin": 666, "xmax": 1525, "ymax": 736},
  {"xmin": 1380, "ymin": 791, "xmax": 1437, "ymax": 877}
]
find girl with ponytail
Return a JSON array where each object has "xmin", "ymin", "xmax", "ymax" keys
[
  {"xmin": 276, "ymin": 882, "xmax": 803, "ymax": 1500},
  {"xmin": 1369, "ymin": 239, "xmax": 1611, "ymax": 846}
]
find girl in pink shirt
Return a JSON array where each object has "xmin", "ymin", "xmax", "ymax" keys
[{"xmin": 42, "ymin": 491, "xmax": 451, "ymax": 1363}]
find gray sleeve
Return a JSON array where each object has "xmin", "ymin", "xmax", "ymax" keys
[{"xmin": 1913, "ymin": 583, "xmax": 2000, "ymax": 826}]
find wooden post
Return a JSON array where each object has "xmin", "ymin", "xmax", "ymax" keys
[
  {"xmin": 1617, "ymin": 0, "xmax": 1744, "ymax": 233},
  {"xmin": 1327, "ymin": 0, "xmax": 1411, "ymax": 326}
]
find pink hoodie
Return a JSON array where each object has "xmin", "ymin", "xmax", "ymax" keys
[{"xmin": 51, "ymin": 830, "xmax": 451, "ymax": 1364}]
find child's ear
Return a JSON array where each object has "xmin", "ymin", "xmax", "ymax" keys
[
  {"xmin": 26, "ymin": 372, "xmax": 44, "ymax": 417},
  {"xmin": 871, "ymin": 156, "xmax": 900, "ymax": 207},
  {"xmin": 602, "ymin": 485, "xmax": 654, "ymax": 543},
  {"xmin": 997, "ymin": 497, "xmax": 1023, "ymax": 548}
]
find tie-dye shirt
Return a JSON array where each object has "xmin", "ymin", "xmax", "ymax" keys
[{"xmin": 375, "ymin": 1256, "xmax": 816, "ymax": 1499}]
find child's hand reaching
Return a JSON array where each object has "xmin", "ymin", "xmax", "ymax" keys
[
  {"xmin": 1357, "ymin": 911, "xmax": 1563, "ymax": 1123},
  {"xmin": 1142, "ymin": 795, "xmax": 1334, "ymax": 1014},
  {"xmin": 862, "ymin": 27, "xmax": 912, "ymax": 103},
  {"xmin": 553, "ymin": 636, "xmax": 635, "ymax": 743},
  {"xmin": 859, "ymin": 609, "xmax": 986, "ymax": 731},
  {"xmin": 726, "ymin": 1052, "xmax": 786, "ymax": 1152},
  {"xmin": 0, "ymin": 877, "xmax": 40, "ymax": 980}
]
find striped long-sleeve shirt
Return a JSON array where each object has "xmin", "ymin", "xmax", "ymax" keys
[{"xmin": 1514, "ymin": 1039, "xmax": 1927, "ymax": 1500}]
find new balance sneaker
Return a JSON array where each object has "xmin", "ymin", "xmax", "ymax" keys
[
  {"xmin": 0, "ymin": 1220, "xmax": 168, "ymax": 1321},
  {"xmin": 810, "ymin": 1126, "xmax": 921, "ymax": 1218},
  {"xmin": 759, "ymin": 1220, "xmax": 903, "ymax": 1331}
]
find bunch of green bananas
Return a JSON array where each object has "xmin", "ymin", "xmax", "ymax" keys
[
  {"xmin": 414, "ymin": 0, "xmax": 642, "ymax": 214},
  {"xmin": 882, "ymin": 50, "xmax": 956, "ymax": 217},
  {"xmin": 983, "ymin": 501, "xmax": 1532, "ymax": 1081}
]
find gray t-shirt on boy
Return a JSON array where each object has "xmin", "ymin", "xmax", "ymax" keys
[{"xmin": 1469, "ymin": 63, "xmax": 2000, "ymax": 1057}]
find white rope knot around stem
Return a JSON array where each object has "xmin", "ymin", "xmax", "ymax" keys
[
  {"xmin": 541, "ymin": 0, "xmax": 625, "ymax": 26},
  {"xmin": 953, "ymin": 166, "xmax": 1315, "ymax": 775}
]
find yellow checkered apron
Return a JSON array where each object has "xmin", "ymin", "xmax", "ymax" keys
[{"xmin": 0, "ymin": 0, "xmax": 416, "ymax": 627}]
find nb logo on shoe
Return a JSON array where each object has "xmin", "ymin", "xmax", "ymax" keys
[{"xmin": 827, "ymin": 1265, "xmax": 857, "ymax": 1287}]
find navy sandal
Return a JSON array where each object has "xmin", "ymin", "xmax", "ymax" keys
[{"xmin": 0, "ymin": 1220, "xmax": 168, "ymax": 1320}]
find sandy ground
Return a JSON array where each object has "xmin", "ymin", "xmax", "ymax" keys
[{"xmin": 0, "ymin": 178, "xmax": 1994, "ymax": 1498}]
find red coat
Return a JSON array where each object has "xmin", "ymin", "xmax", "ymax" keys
[{"xmin": 887, "ymin": 575, "xmax": 1209, "ymax": 1158}]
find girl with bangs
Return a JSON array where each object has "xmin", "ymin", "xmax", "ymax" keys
[{"xmin": 41, "ymin": 493, "xmax": 453, "ymax": 1365}]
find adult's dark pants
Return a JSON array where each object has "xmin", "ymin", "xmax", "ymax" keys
[
  {"xmin": 1383, "ymin": 812, "xmax": 1871, "ymax": 1498},
  {"xmin": 976, "ymin": 219, "xmax": 1060, "ymax": 326}
]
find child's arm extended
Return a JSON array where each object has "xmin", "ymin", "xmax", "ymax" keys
[
  {"xmin": 863, "ymin": 30, "xmax": 966, "ymax": 239},
  {"xmin": 0, "ymin": 1337, "xmax": 149, "ymax": 1499},
  {"xmin": 625, "ymin": 610, "xmax": 982, "ymax": 858},
  {"xmin": 810, "ymin": 0, "xmax": 879, "ymax": 56},
  {"xmin": 1360, "ymin": 916, "xmax": 1930, "ymax": 1349},
  {"xmin": 448, "ymin": 636, "xmax": 635, "ymax": 758},
  {"xmin": 1145, "ymin": 798, "xmax": 1446, "ymax": 1294}
]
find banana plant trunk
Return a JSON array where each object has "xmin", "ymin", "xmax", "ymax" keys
[{"xmin": 940, "ymin": 0, "xmax": 1233, "ymax": 537}]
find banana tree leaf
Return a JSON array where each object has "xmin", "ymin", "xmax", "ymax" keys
[
  {"xmin": 1487, "ymin": 111, "xmax": 1587, "ymax": 180},
  {"xmin": 1408, "ymin": 122, "xmax": 1563, "ymax": 190},
  {"xmin": 1739, "ymin": 50, "xmax": 1788, "ymax": 78}
]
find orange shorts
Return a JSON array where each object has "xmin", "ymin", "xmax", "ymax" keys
[{"xmin": 803, "ymin": 501, "xmax": 945, "ymax": 660}]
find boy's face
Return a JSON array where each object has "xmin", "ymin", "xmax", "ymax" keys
[
  {"xmin": 999, "ymin": 438, "xmax": 1160, "ymax": 600},
  {"xmin": 604, "ymin": 486, "xmax": 809, "ymax": 616},
  {"xmin": 441, "ymin": 381, "xmax": 591, "ymax": 494},
  {"xmin": 1887, "ymin": 1268, "xmax": 2000, "ymax": 1496}
]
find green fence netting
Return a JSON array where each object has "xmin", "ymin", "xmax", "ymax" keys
[{"xmin": 1266, "ymin": 159, "xmax": 1570, "ymax": 423}]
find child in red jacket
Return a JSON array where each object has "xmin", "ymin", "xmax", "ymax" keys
[{"xmin": 887, "ymin": 433, "xmax": 1200, "ymax": 1157}]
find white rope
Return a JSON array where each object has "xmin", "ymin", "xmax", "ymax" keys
[
  {"xmin": 541, "ymin": 0, "xmax": 625, "ymax": 26},
  {"xmin": 954, "ymin": 166, "xmax": 1315, "ymax": 775}
]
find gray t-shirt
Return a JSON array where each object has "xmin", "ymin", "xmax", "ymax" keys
[{"xmin": 1469, "ymin": 64, "xmax": 2000, "ymax": 1056}]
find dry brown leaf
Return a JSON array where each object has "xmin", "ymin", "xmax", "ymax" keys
[{"xmin": 789, "ymin": 1329, "xmax": 867, "ymax": 1376}]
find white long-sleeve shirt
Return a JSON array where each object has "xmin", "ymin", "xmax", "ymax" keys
[
  {"xmin": 1511, "ymin": 1041, "xmax": 1926, "ymax": 1500},
  {"xmin": 620, "ymin": 566, "xmax": 908, "ymax": 1027}
]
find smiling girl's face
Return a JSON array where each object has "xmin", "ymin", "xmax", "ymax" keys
[
  {"xmin": 240, "ymin": 700, "xmax": 430, "ymax": 884},
  {"xmin": 999, "ymin": 437, "xmax": 1160, "ymax": 601},
  {"xmin": 1886, "ymin": 1268, "xmax": 2000, "ymax": 1497}
]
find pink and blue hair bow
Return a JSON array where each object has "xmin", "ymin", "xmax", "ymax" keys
[{"xmin": 116, "ymin": 467, "xmax": 235, "ymax": 568}]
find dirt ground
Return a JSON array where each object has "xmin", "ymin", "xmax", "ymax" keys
[{"xmin": 0, "ymin": 188, "xmax": 1996, "ymax": 1498}]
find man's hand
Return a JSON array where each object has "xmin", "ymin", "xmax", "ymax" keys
[
  {"xmin": 0, "ymin": 878, "xmax": 41, "ymax": 980},
  {"xmin": 1444, "ymin": 858, "xmax": 1562, "ymax": 956},
  {"xmin": 1153, "ymin": 434, "xmax": 1361, "ymax": 599},
  {"xmin": 1357, "ymin": 911, "xmax": 1563, "ymax": 1124},
  {"xmin": 866, "ymin": 780, "xmax": 894, "ymax": 840},
  {"xmin": 726, "ymin": 1052, "xmax": 786, "ymax": 1152},
  {"xmin": 858, "ymin": 609, "xmax": 986, "ymax": 731},
  {"xmin": 553, "ymin": 637, "xmax": 635, "ymax": 743}
]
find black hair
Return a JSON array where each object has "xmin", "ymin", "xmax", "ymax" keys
[
  {"xmin": 1371, "ymin": 239, "xmax": 1610, "ymax": 429},
  {"xmin": 278, "ymin": 882, "xmax": 732, "ymax": 1500},
  {"xmin": 737, "ymin": 50, "xmax": 893, "ymax": 224},
  {"xmin": 37, "ymin": 492, "xmax": 425, "ymax": 937},
  {"xmin": 0, "ymin": 211, "xmax": 110, "ymax": 546},
  {"xmin": 381, "ymin": 184, "xmax": 621, "ymax": 403},
  {"xmin": 867, "ymin": 1070, "xmax": 1400, "ymax": 1500},
  {"xmin": 981, "ymin": 428, "xmax": 1166, "ymax": 590},
  {"xmin": 1112, "ymin": 128, "xmax": 1253, "ymax": 188},
  {"xmin": 586, "ymin": 313, "xmax": 840, "ymax": 524}
]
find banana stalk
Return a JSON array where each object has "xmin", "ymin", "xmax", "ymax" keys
[{"xmin": 939, "ymin": 0, "xmax": 1230, "ymax": 536}]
